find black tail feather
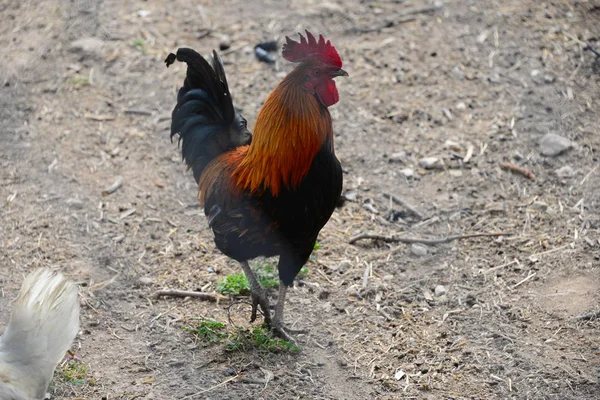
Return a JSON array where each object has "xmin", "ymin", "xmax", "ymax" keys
[{"xmin": 166, "ymin": 48, "xmax": 251, "ymax": 183}]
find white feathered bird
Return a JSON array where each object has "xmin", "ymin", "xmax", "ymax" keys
[{"xmin": 0, "ymin": 269, "xmax": 80, "ymax": 400}]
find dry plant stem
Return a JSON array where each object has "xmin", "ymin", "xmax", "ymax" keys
[
  {"xmin": 101, "ymin": 176, "xmax": 123, "ymax": 196},
  {"xmin": 151, "ymin": 289, "xmax": 220, "ymax": 302},
  {"xmin": 349, "ymin": 232, "xmax": 509, "ymax": 245},
  {"xmin": 585, "ymin": 44, "xmax": 600, "ymax": 58},
  {"xmin": 500, "ymin": 161, "xmax": 535, "ymax": 180},
  {"xmin": 382, "ymin": 193, "xmax": 425, "ymax": 220}
]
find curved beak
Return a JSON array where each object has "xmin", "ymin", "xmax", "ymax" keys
[{"xmin": 331, "ymin": 68, "xmax": 349, "ymax": 78}]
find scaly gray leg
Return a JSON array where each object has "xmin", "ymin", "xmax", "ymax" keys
[
  {"xmin": 239, "ymin": 261, "xmax": 271, "ymax": 326},
  {"xmin": 271, "ymin": 281, "xmax": 307, "ymax": 343}
]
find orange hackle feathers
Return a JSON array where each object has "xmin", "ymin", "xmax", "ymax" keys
[
  {"xmin": 282, "ymin": 30, "xmax": 342, "ymax": 69},
  {"xmin": 231, "ymin": 67, "xmax": 334, "ymax": 196}
]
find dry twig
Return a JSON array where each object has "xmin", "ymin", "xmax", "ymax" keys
[
  {"xmin": 349, "ymin": 232, "xmax": 509, "ymax": 245},
  {"xmin": 382, "ymin": 193, "xmax": 425, "ymax": 220},
  {"xmin": 501, "ymin": 161, "xmax": 535, "ymax": 180},
  {"xmin": 101, "ymin": 177, "xmax": 123, "ymax": 196},
  {"xmin": 151, "ymin": 289, "xmax": 222, "ymax": 302},
  {"xmin": 584, "ymin": 44, "xmax": 600, "ymax": 59}
]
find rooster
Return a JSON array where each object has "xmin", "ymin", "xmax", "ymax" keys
[
  {"xmin": 0, "ymin": 269, "xmax": 80, "ymax": 400},
  {"xmin": 166, "ymin": 31, "xmax": 346, "ymax": 340}
]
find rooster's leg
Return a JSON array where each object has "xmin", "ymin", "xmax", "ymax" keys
[
  {"xmin": 271, "ymin": 282, "xmax": 307, "ymax": 342},
  {"xmin": 239, "ymin": 261, "xmax": 271, "ymax": 325}
]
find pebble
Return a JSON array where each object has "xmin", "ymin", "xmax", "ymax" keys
[
  {"xmin": 530, "ymin": 69, "xmax": 554, "ymax": 84},
  {"xmin": 139, "ymin": 277, "xmax": 153, "ymax": 285},
  {"xmin": 313, "ymin": 356, "xmax": 326, "ymax": 367},
  {"xmin": 530, "ymin": 201, "xmax": 548, "ymax": 211},
  {"xmin": 399, "ymin": 168, "xmax": 414, "ymax": 178},
  {"xmin": 423, "ymin": 290, "xmax": 434, "ymax": 302},
  {"xmin": 555, "ymin": 165, "xmax": 575, "ymax": 178},
  {"xmin": 443, "ymin": 139, "xmax": 463, "ymax": 151},
  {"xmin": 419, "ymin": 157, "xmax": 442, "ymax": 169},
  {"xmin": 411, "ymin": 243, "xmax": 428, "ymax": 256},
  {"xmin": 70, "ymin": 37, "xmax": 104, "ymax": 58},
  {"xmin": 539, "ymin": 133, "xmax": 572, "ymax": 156},
  {"xmin": 389, "ymin": 151, "xmax": 406, "ymax": 162},
  {"xmin": 66, "ymin": 198, "xmax": 84, "ymax": 209},
  {"xmin": 434, "ymin": 285, "xmax": 447, "ymax": 297},
  {"xmin": 452, "ymin": 66, "xmax": 465, "ymax": 80},
  {"xmin": 344, "ymin": 192, "xmax": 357, "ymax": 201}
]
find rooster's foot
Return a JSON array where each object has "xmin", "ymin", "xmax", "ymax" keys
[{"xmin": 250, "ymin": 291, "xmax": 272, "ymax": 326}]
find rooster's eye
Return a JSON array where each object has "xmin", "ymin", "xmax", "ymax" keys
[{"xmin": 313, "ymin": 68, "xmax": 322, "ymax": 77}]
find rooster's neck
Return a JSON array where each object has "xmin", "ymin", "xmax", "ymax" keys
[{"xmin": 233, "ymin": 75, "xmax": 334, "ymax": 196}]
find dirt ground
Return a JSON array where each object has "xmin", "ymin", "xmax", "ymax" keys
[{"xmin": 1, "ymin": 0, "xmax": 599, "ymax": 398}]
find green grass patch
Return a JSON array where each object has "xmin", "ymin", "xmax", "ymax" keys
[
  {"xmin": 227, "ymin": 326, "xmax": 299, "ymax": 353},
  {"xmin": 255, "ymin": 262, "xmax": 279, "ymax": 288},
  {"xmin": 132, "ymin": 38, "xmax": 146, "ymax": 54},
  {"xmin": 183, "ymin": 318, "xmax": 228, "ymax": 345},
  {"xmin": 70, "ymin": 75, "xmax": 90, "ymax": 87},
  {"xmin": 216, "ymin": 261, "xmax": 281, "ymax": 295},
  {"xmin": 182, "ymin": 319, "xmax": 299, "ymax": 353},
  {"xmin": 59, "ymin": 354, "xmax": 95, "ymax": 386},
  {"xmin": 216, "ymin": 273, "xmax": 250, "ymax": 295}
]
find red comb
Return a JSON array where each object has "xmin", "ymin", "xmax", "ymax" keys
[{"xmin": 282, "ymin": 30, "xmax": 342, "ymax": 68}]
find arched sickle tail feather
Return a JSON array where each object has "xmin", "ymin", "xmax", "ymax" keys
[{"xmin": 166, "ymin": 48, "xmax": 250, "ymax": 183}]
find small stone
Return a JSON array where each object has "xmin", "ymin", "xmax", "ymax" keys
[
  {"xmin": 423, "ymin": 290, "xmax": 434, "ymax": 302},
  {"xmin": 394, "ymin": 369, "xmax": 405, "ymax": 380},
  {"xmin": 530, "ymin": 201, "xmax": 548, "ymax": 211},
  {"xmin": 314, "ymin": 356, "xmax": 326, "ymax": 367},
  {"xmin": 344, "ymin": 192, "xmax": 357, "ymax": 201},
  {"xmin": 555, "ymin": 165, "xmax": 575, "ymax": 178},
  {"xmin": 530, "ymin": 69, "xmax": 542, "ymax": 84},
  {"xmin": 539, "ymin": 133, "xmax": 572, "ymax": 156},
  {"xmin": 219, "ymin": 35, "xmax": 231, "ymax": 51},
  {"xmin": 452, "ymin": 66, "xmax": 465, "ymax": 80},
  {"xmin": 382, "ymin": 274, "xmax": 395, "ymax": 281},
  {"xmin": 434, "ymin": 285, "xmax": 447, "ymax": 297},
  {"xmin": 419, "ymin": 157, "xmax": 442, "ymax": 169},
  {"xmin": 139, "ymin": 277, "xmax": 153, "ymax": 285},
  {"xmin": 70, "ymin": 37, "xmax": 104, "ymax": 58},
  {"xmin": 399, "ymin": 168, "xmax": 414, "ymax": 178},
  {"xmin": 389, "ymin": 151, "xmax": 406, "ymax": 162},
  {"xmin": 66, "ymin": 198, "xmax": 84, "ymax": 209},
  {"xmin": 443, "ymin": 139, "xmax": 463, "ymax": 151},
  {"xmin": 411, "ymin": 243, "xmax": 428, "ymax": 256},
  {"xmin": 449, "ymin": 169, "xmax": 463, "ymax": 177},
  {"xmin": 137, "ymin": 9, "xmax": 151, "ymax": 17},
  {"xmin": 456, "ymin": 102, "xmax": 467, "ymax": 110}
]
